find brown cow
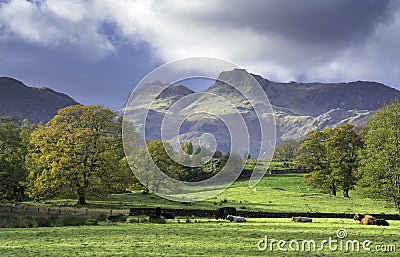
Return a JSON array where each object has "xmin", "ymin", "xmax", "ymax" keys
[
  {"xmin": 353, "ymin": 213, "xmax": 376, "ymax": 225},
  {"xmin": 353, "ymin": 213, "xmax": 390, "ymax": 226}
]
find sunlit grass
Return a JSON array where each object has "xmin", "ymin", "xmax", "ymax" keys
[
  {"xmin": 24, "ymin": 174, "xmax": 398, "ymax": 214},
  {"xmin": 0, "ymin": 218, "xmax": 398, "ymax": 256}
]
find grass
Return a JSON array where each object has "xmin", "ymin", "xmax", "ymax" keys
[
  {"xmin": 23, "ymin": 174, "xmax": 398, "ymax": 214},
  {"xmin": 3, "ymin": 173, "xmax": 399, "ymax": 256},
  {"xmin": 0, "ymin": 218, "xmax": 398, "ymax": 256}
]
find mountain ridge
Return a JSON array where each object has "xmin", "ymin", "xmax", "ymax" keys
[
  {"xmin": 0, "ymin": 77, "xmax": 79, "ymax": 123},
  {"xmin": 2, "ymin": 71, "xmax": 399, "ymax": 153},
  {"xmin": 123, "ymin": 69, "xmax": 400, "ymax": 155}
]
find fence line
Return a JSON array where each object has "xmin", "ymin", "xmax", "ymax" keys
[
  {"xmin": 0, "ymin": 206, "xmax": 129, "ymax": 216},
  {"xmin": 128, "ymin": 207, "xmax": 400, "ymax": 220},
  {"xmin": 1, "ymin": 206, "xmax": 399, "ymax": 220}
]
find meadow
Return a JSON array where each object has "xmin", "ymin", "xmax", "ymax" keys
[
  {"xmin": 0, "ymin": 218, "xmax": 398, "ymax": 256},
  {"xmin": 26, "ymin": 174, "xmax": 397, "ymax": 215},
  {"xmin": 1, "ymin": 173, "xmax": 399, "ymax": 256}
]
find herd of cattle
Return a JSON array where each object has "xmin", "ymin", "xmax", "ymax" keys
[{"xmin": 112, "ymin": 206, "xmax": 390, "ymax": 226}]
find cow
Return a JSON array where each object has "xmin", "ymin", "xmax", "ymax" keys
[
  {"xmin": 353, "ymin": 213, "xmax": 376, "ymax": 225},
  {"xmin": 353, "ymin": 213, "xmax": 389, "ymax": 226},
  {"xmin": 375, "ymin": 219, "xmax": 390, "ymax": 226},
  {"xmin": 226, "ymin": 215, "xmax": 247, "ymax": 222},
  {"xmin": 215, "ymin": 207, "xmax": 237, "ymax": 220},
  {"xmin": 155, "ymin": 207, "xmax": 162, "ymax": 217},
  {"xmin": 291, "ymin": 216, "xmax": 312, "ymax": 222}
]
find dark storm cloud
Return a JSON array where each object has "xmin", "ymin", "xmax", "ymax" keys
[
  {"xmin": 154, "ymin": 0, "xmax": 393, "ymax": 64},
  {"xmin": 216, "ymin": 0, "xmax": 391, "ymax": 45}
]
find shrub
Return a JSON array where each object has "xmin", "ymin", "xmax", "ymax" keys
[{"xmin": 0, "ymin": 213, "xmax": 107, "ymax": 228}]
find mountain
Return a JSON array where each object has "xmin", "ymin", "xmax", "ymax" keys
[
  {"xmin": 250, "ymin": 74, "xmax": 400, "ymax": 140},
  {"xmin": 123, "ymin": 69, "xmax": 400, "ymax": 157},
  {"xmin": 0, "ymin": 77, "xmax": 79, "ymax": 123}
]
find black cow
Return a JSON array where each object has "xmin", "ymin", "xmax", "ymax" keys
[
  {"xmin": 376, "ymin": 219, "xmax": 389, "ymax": 226},
  {"xmin": 155, "ymin": 207, "xmax": 162, "ymax": 217},
  {"xmin": 155, "ymin": 207, "xmax": 175, "ymax": 219},
  {"xmin": 215, "ymin": 207, "xmax": 237, "ymax": 220}
]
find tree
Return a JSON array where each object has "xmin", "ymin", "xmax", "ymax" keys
[
  {"xmin": 26, "ymin": 105, "xmax": 133, "ymax": 205},
  {"xmin": 296, "ymin": 124, "xmax": 362, "ymax": 197},
  {"xmin": 217, "ymin": 152, "xmax": 245, "ymax": 181},
  {"xmin": 0, "ymin": 117, "xmax": 28, "ymax": 200},
  {"xmin": 186, "ymin": 145, "xmax": 224, "ymax": 182},
  {"xmin": 180, "ymin": 141, "xmax": 193, "ymax": 155},
  {"xmin": 356, "ymin": 100, "xmax": 400, "ymax": 212},
  {"xmin": 129, "ymin": 140, "xmax": 189, "ymax": 192},
  {"xmin": 127, "ymin": 145, "xmax": 156, "ymax": 193},
  {"xmin": 273, "ymin": 139, "xmax": 300, "ymax": 161},
  {"xmin": 325, "ymin": 124, "xmax": 362, "ymax": 197},
  {"xmin": 212, "ymin": 150, "xmax": 223, "ymax": 159},
  {"xmin": 296, "ymin": 129, "xmax": 334, "ymax": 194},
  {"xmin": 295, "ymin": 130, "xmax": 331, "ymax": 171},
  {"xmin": 147, "ymin": 140, "xmax": 188, "ymax": 182},
  {"xmin": 177, "ymin": 141, "xmax": 194, "ymax": 178}
]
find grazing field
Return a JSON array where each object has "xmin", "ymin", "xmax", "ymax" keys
[
  {"xmin": 2, "ymin": 173, "xmax": 399, "ymax": 256},
  {"xmin": 25, "ymin": 174, "xmax": 398, "ymax": 215},
  {"xmin": 0, "ymin": 218, "xmax": 398, "ymax": 256}
]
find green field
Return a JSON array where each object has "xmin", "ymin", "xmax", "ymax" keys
[
  {"xmin": 0, "ymin": 218, "xmax": 398, "ymax": 256},
  {"xmin": 2, "ymin": 173, "xmax": 399, "ymax": 256},
  {"xmin": 26, "ymin": 174, "xmax": 398, "ymax": 215}
]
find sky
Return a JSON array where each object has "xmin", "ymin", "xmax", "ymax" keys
[{"xmin": 1, "ymin": 0, "xmax": 400, "ymax": 110}]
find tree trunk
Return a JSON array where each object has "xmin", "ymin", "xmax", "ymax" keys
[
  {"xmin": 78, "ymin": 195, "xmax": 87, "ymax": 205},
  {"xmin": 343, "ymin": 189, "xmax": 350, "ymax": 198},
  {"xmin": 397, "ymin": 202, "xmax": 400, "ymax": 214},
  {"xmin": 330, "ymin": 183, "xmax": 337, "ymax": 196},
  {"xmin": 78, "ymin": 170, "xmax": 88, "ymax": 205}
]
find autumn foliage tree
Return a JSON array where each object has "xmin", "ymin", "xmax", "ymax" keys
[
  {"xmin": 296, "ymin": 129, "xmax": 332, "ymax": 193},
  {"xmin": 296, "ymin": 124, "xmax": 362, "ymax": 197},
  {"xmin": 325, "ymin": 124, "xmax": 363, "ymax": 197},
  {"xmin": 26, "ymin": 105, "xmax": 133, "ymax": 204}
]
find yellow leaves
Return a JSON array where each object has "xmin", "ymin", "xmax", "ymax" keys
[{"xmin": 26, "ymin": 105, "xmax": 133, "ymax": 201}]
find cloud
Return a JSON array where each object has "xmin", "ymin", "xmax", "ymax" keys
[
  {"xmin": 107, "ymin": 0, "xmax": 400, "ymax": 87},
  {"xmin": 0, "ymin": 0, "xmax": 113, "ymax": 59},
  {"xmin": 0, "ymin": 0, "xmax": 399, "ymax": 109}
]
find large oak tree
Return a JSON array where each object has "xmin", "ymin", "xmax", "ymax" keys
[
  {"xmin": 296, "ymin": 124, "xmax": 362, "ymax": 197},
  {"xmin": 26, "ymin": 105, "xmax": 133, "ymax": 204}
]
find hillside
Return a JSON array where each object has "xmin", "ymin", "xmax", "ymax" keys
[
  {"xmin": 0, "ymin": 77, "xmax": 78, "ymax": 123},
  {"xmin": 211, "ymin": 69, "xmax": 400, "ymax": 140},
  {"xmin": 266, "ymin": 79, "xmax": 400, "ymax": 139},
  {"xmin": 123, "ymin": 69, "xmax": 400, "ymax": 156}
]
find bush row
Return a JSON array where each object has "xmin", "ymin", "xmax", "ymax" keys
[{"xmin": 0, "ymin": 213, "xmax": 108, "ymax": 228}]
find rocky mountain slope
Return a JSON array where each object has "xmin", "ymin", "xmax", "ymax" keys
[
  {"xmin": 0, "ymin": 77, "xmax": 78, "ymax": 123},
  {"xmin": 123, "ymin": 69, "xmax": 400, "ymax": 156}
]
